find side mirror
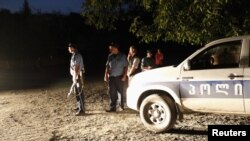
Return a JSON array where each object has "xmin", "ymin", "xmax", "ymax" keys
[{"xmin": 183, "ymin": 60, "xmax": 191, "ymax": 71}]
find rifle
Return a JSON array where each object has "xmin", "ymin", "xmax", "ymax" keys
[{"xmin": 67, "ymin": 70, "xmax": 85, "ymax": 98}]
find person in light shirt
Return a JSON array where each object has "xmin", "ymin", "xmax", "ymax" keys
[
  {"xmin": 104, "ymin": 42, "xmax": 128, "ymax": 112},
  {"xmin": 68, "ymin": 43, "xmax": 85, "ymax": 116}
]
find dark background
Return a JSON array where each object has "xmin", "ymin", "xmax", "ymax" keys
[{"xmin": 0, "ymin": 10, "xmax": 198, "ymax": 90}]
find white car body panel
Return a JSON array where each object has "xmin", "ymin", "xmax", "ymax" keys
[{"xmin": 127, "ymin": 35, "xmax": 250, "ymax": 115}]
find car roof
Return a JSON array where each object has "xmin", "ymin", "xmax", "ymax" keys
[{"xmin": 205, "ymin": 35, "xmax": 250, "ymax": 47}]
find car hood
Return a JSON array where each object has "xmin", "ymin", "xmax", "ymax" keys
[{"xmin": 130, "ymin": 66, "xmax": 180, "ymax": 85}]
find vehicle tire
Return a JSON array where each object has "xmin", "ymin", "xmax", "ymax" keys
[{"xmin": 139, "ymin": 94, "xmax": 177, "ymax": 133}]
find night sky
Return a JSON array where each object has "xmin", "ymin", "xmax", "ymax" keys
[{"xmin": 0, "ymin": 0, "xmax": 83, "ymax": 14}]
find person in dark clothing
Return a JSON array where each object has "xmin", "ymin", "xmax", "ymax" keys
[{"xmin": 141, "ymin": 50, "xmax": 156, "ymax": 71}]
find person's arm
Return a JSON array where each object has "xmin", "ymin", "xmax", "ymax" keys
[
  {"xmin": 104, "ymin": 55, "xmax": 110, "ymax": 82},
  {"xmin": 122, "ymin": 55, "xmax": 128, "ymax": 81},
  {"xmin": 127, "ymin": 53, "xmax": 131, "ymax": 61},
  {"xmin": 104, "ymin": 65, "xmax": 110, "ymax": 82},
  {"xmin": 128, "ymin": 58, "xmax": 139, "ymax": 76},
  {"xmin": 121, "ymin": 66, "xmax": 128, "ymax": 81},
  {"xmin": 127, "ymin": 67, "xmax": 135, "ymax": 77},
  {"xmin": 73, "ymin": 64, "xmax": 80, "ymax": 83},
  {"xmin": 141, "ymin": 58, "xmax": 146, "ymax": 71},
  {"xmin": 73, "ymin": 54, "xmax": 83, "ymax": 83}
]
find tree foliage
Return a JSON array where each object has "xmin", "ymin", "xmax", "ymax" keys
[
  {"xmin": 21, "ymin": 0, "xmax": 32, "ymax": 16},
  {"xmin": 81, "ymin": 0, "xmax": 250, "ymax": 45}
]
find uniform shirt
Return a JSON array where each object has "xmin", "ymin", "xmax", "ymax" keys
[
  {"xmin": 106, "ymin": 53, "xmax": 128, "ymax": 77},
  {"xmin": 70, "ymin": 52, "xmax": 85, "ymax": 76}
]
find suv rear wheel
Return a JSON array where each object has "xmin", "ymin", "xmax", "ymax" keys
[{"xmin": 139, "ymin": 94, "xmax": 177, "ymax": 133}]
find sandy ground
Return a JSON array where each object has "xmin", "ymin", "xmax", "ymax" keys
[{"xmin": 1, "ymin": 71, "xmax": 250, "ymax": 141}]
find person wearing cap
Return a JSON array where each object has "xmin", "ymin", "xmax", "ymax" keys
[
  {"xmin": 68, "ymin": 43, "xmax": 85, "ymax": 116},
  {"xmin": 104, "ymin": 42, "xmax": 128, "ymax": 112},
  {"xmin": 141, "ymin": 50, "xmax": 156, "ymax": 71}
]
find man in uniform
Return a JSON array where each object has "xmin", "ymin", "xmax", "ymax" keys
[
  {"xmin": 68, "ymin": 43, "xmax": 85, "ymax": 116},
  {"xmin": 104, "ymin": 42, "xmax": 128, "ymax": 112}
]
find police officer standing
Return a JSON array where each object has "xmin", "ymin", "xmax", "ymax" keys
[
  {"xmin": 68, "ymin": 43, "xmax": 85, "ymax": 116},
  {"xmin": 104, "ymin": 42, "xmax": 128, "ymax": 112}
]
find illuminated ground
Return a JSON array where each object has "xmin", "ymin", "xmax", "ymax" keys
[{"xmin": 0, "ymin": 76, "xmax": 250, "ymax": 140}]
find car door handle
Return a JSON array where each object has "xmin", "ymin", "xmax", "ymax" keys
[
  {"xmin": 228, "ymin": 73, "xmax": 244, "ymax": 79},
  {"xmin": 182, "ymin": 77, "xmax": 194, "ymax": 79}
]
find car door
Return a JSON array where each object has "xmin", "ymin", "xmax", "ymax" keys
[
  {"xmin": 179, "ymin": 40, "xmax": 245, "ymax": 113},
  {"xmin": 243, "ymin": 68, "xmax": 250, "ymax": 114},
  {"xmin": 243, "ymin": 39, "xmax": 250, "ymax": 114}
]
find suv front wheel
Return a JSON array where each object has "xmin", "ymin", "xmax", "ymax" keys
[{"xmin": 139, "ymin": 94, "xmax": 177, "ymax": 133}]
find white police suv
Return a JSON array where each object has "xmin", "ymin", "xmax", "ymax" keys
[{"xmin": 126, "ymin": 35, "xmax": 250, "ymax": 133}]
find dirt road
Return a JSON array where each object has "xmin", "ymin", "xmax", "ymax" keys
[{"xmin": 1, "ymin": 79, "xmax": 250, "ymax": 141}]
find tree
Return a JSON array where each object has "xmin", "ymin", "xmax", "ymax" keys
[
  {"xmin": 81, "ymin": 0, "xmax": 250, "ymax": 45},
  {"xmin": 21, "ymin": 0, "xmax": 32, "ymax": 16}
]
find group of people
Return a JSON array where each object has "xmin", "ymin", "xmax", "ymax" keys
[
  {"xmin": 127, "ymin": 46, "xmax": 164, "ymax": 79},
  {"xmin": 67, "ymin": 42, "xmax": 164, "ymax": 115}
]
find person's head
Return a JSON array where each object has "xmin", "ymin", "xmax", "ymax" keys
[
  {"xmin": 146, "ymin": 50, "xmax": 153, "ymax": 58},
  {"xmin": 129, "ymin": 45, "xmax": 137, "ymax": 55},
  {"xmin": 109, "ymin": 42, "xmax": 119, "ymax": 54},
  {"xmin": 157, "ymin": 48, "xmax": 162, "ymax": 53},
  {"xmin": 210, "ymin": 51, "xmax": 220, "ymax": 65},
  {"xmin": 68, "ymin": 43, "xmax": 78, "ymax": 54}
]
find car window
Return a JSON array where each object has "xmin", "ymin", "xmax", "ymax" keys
[{"xmin": 190, "ymin": 40, "xmax": 242, "ymax": 70}]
